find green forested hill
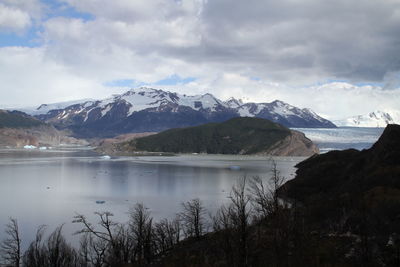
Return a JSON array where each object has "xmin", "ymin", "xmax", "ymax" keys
[
  {"xmin": 132, "ymin": 117, "xmax": 291, "ymax": 154},
  {"xmin": 0, "ymin": 110, "xmax": 44, "ymax": 128}
]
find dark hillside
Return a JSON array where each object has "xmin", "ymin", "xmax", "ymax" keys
[
  {"xmin": 280, "ymin": 124, "xmax": 400, "ymax": 236},
  {"xmin": 0, "ymin": 110, "xmax": 44, "ymax": 128},
  {"xmin": 133, "ymin": 117, "xmax": 292, "ymax": 154}
]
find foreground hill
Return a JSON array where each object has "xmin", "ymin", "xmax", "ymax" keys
[
  {"xmin": 113, "ymin": 117, "xmax": 319, "ymax": 156},
  {"xmin": 0, "ymin": 110, "xmax": 86, "ymax": 147},
  {"xmin": 21, "ymin": 87, "xmax": 335, "ymax": 138},
  {"xmin": 280, "ymin": 123, "xmax": 400, "ymax": 233}
]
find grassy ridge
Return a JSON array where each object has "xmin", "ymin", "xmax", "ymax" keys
[
  {"xmin": 0, "ymin": 110, "xmax": 44, "ymax": 128},
  {"xmin": 133, "ymin": 117, "xmax": 291, "ymax": 154}
]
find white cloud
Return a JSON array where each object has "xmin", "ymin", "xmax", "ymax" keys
[
  {"xmin": 0, "ymin": 3, "xmax": 31, "ymax": 32},
  {"xmin": 0, "ymin": 0, "xmax": 399, "ymax": 119},
  {"xmin": 0, "ymin": 46, "xmax": 108, "ymax": 108}
]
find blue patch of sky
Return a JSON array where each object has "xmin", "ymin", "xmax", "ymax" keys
[
  {"xmin": 354, "ymin": 81, "xmax": 383, "ymax": 87},
  {"xmin": 41, "ymin": 0, "xmax": 94, "ymax": 21},
  {"xmin": 104, "ymin": 79, "xmax": 148, "ymax": 88},
  {"xmin": 155, "ymin": 74, "xmax": 196, "ymax": 86},
  {"xmin": 301, "ymin": 78, "xmax": 349, "ymax": 88},
  {"xmin": 0, "ymin": 0, "xmax": 94, "ymax": 47},
  {"xmin": 0, "ymin": 25, "xmax": 44, "ymax": 47}
]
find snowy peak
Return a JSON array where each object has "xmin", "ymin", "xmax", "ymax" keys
[
  {"xmin": 224, "ymin": 97, "xmax": 243, "ymax": 108},
  {"xmin": 18, "ymin": 99, "xmax": 94, "ymax": 115},
  {"xmin": 270, "ymin": 100, "xmax": 297, "ymax": 116},
  {"xmin": 115, "ymin": 87, "xmax": 223, "ymax": 113},
  {"xmin": 29, "ymin": 88, "xmax": 333, "ymax": 127},
  {"xmin": 20, "ymin": 87, "xmax": 336, "ymax": 137},
  {"xmin": 335, "ymin": 110, "xmax": 399, "ymax": 127}
]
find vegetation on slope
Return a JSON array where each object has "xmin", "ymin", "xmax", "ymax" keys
[
  {"xmin": 1, "ymin": 125, "xmax": 399, "ymax": 266},
  {"xmin": 0, "ymin": 110, "xmax": 44, "ymax": 128},
  {"xmin": 2, "ymin": 156, "xmax": 399, "ymax": 266},
  {"xmin": 132, "ymin": 117, "xmax": 291, "ymax": 154},
  {"xmin": 280, "ymin": 124, "xmax": 400, "ymax": 226}
]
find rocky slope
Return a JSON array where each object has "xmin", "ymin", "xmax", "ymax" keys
[
  {"xmin": 279, "ymin": 123, "xmax": 400, "ymax": 227},
  {"xmin": 22, "ymin": 87, "xmax": 335, "ymax": 138},
  {"xmin": 110, "ymin": 117, "xmax": 318, "ymax": 156},
  {"xmin": 0, "ymin": 110, "xmax": 86, "ymax": 147}
]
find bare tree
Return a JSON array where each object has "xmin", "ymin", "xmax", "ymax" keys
[
  {"xmin": 211, "ymin": 205, "xmax": 235, "ymax": 266},
  {"xmin": 46, "ymin": 225, "xmax": 78, "ymax": 267},
  {"xmin": 269, "ymin": 160, "xmax": 286, "ymax": 213},
  {"xmin": 129, "ymin": 203, "xmax": 154, "ymax": 265},
  {"xmin": 73, "ymin": 212, "xmax": 117, "ymax": 245},
  {"xmin": 23, "ymin": 225, "xmax": 47, "ymax": 267},
  {"xmin": 248, "ymin": 175, "xmax": 271, "ymax": 219},
  {"xmin": 249, "ymin": 159, "xmax": 287, "ymax": 220},
  {"xmin": 73, "ymin": 211, "xmax": 128, "ymax": 266},
  {"xmin": 154, "ymin": 217, "xmax": 181, "ymax": 254},
  {"xmin": 78, "ymin": 233, "xmax": 108, "ymax": 267},
  {"xmin": 77, "ymin": 234, "xmax": 90, "ymax": 267},
  {"xmin": 22, "ymin": 224, "xmax": 77, "ymax": 267},
  {"xmin": 229, "ymin": 176, "xmax": 251, "ymax": 267},
  {"xmin": 0, "ymin": 218, "xmax": 21, "ymax": 267},
  {"xmin": 179, "ymin": 198, "xmax": 206, "ymax": 239}
]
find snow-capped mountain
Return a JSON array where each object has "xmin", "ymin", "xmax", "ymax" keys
[
  {"xmin": 334, "ymin": 110, "xmax": 400, "ymax": 127},
  {"xmin": 19, "ymin": 99, "xmax": 94, "ymax": 116},
  {"xmin": 24, "ymin": 87, "xmax": 335, "ymax": 137}
]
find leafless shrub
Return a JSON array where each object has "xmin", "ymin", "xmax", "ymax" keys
[
  {"xmin": 154, "ymin": 217, "xmax": 181, "ymax": 254},
  {"xmin": 73, "ymin": 211, "xmax": 129, "ymax": 266},
  {"xmin": 22, "ymin": 225, "xmax": 47, "ymax": 267},
  {"xmin": 0, "ymin": 218, "xmax": 21, "ymax": 267},
  {"xmin": 22, "ymin": 225, "xmax": 77, "ymax": 267},
  {"xmin": 129, "ymin": 203, "xmax": 154, "ymax": 265},
  {"xmin": 46, "ymin": 225, "xmax": 78, "ymax": 266},
  {"xmin": 179, "ymin": 198, "xmax": 206, "ymax": 239}
]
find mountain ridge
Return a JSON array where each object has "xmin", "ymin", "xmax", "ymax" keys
[{"xmin": 17, "ymin": 87, "xmax": 336, "ymax": 138}]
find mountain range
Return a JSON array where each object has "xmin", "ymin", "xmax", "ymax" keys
[
  {"xmin": 20, "ymin": 87, "xmax": 336, "ymax": 138},
  {"xmin": 334, "ymin": 110, "xmax": 400, "ymax": 127}
]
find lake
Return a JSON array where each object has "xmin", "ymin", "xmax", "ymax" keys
[
  {"xmin": 0, "ymin": 148, "xmax": 302, "ymax": 248},
  {"xmin": 0, "ymin": 127, "xmax": 385, "ymax": 247}
]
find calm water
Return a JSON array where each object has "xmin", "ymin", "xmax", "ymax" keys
[
  {"xmin": 0, "ymin": 148, "xmax": 302, "ymax": 248},
  {"xmin": 0, "ymin": 127, "xmax": 385, "ymax": 247}
]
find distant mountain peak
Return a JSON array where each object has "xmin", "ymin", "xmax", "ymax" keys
[
  {"xmin": 16, "ymin": 87, "xmax": 336, "ymax": 137},
  {"xmin": 224, "ymin": 97, "xmax": 244, "ymax": 108},
  {"xmin": 334, "ymin": 110, "xmax": 399, "ymax": 127}
]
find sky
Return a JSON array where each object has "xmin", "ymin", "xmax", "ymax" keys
[{"xmin": 0, "ymin": 0, "xmax": 399, "ymax": 119}]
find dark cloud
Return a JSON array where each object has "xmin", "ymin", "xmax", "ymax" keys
[{"xmin": 159, "ymin": 0, "xmax": 400, "ymax": 83}]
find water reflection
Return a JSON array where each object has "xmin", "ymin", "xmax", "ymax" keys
[{"xmin": 0, "ymin": 149, "xmax": 302, "ymax": 247}]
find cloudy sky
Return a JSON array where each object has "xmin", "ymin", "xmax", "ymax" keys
[{"xmin": 0, "ymin": 0, "xmax": 399, "ymax": 119}]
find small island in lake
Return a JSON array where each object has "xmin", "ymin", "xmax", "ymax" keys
[{"xmin": 99, "ymin": 117, "xmax": 319, "ymax": 156}]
